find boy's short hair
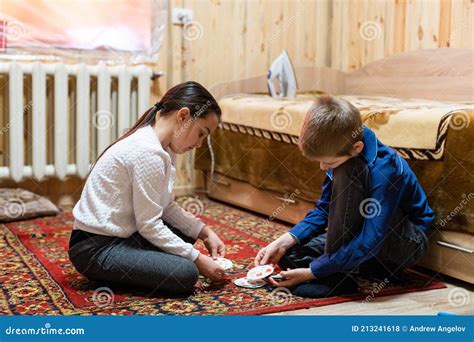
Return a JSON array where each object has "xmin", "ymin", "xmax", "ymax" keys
[{"xmin": 298, "ymin": 95, "xmax": 363, "ymax": 158}]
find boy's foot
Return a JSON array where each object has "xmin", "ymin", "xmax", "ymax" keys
[{"xmin": 291, "ymin": 273, "xmax": 359, "ymax": 298}]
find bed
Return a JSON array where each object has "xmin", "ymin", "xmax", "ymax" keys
[{"xmin": 195, "ymin": 48, "xmax": 474, "ymax": 283}]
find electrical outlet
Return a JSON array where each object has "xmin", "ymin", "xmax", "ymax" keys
[{"xmin": 172, "ymin": 8, "xmax": 194, "ymax": 24}]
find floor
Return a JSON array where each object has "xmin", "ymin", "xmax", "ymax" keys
[
  {"xmin": 272, "ymin": 271, "xmax": 474, "ymax": 315},
  {"xmin": 41, "ymin": 200, "xmax": 473, "ymax": 316}
]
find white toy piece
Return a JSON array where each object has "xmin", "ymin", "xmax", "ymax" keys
[
  {"xmin": 247, "ymin": 264, "xmax": 275, "ymax": 281},
  {"xmin": 233, "ymin": 277, "xmax": 266, "ymax": 289}
]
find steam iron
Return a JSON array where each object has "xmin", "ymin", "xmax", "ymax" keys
[{"xmin": 267, "ymin": 50, "xmax": 298, "ymax": 99}]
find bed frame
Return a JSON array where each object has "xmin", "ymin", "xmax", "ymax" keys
[{"xmin": 204, "ymin": 48, "xmax": 474, "ymax": 284}]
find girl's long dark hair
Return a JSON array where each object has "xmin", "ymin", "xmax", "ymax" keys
[{"xmin": 88, "ymin": 81, "xmax": 221, "ymax": 176}]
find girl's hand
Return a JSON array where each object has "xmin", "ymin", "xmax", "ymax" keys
[
  {"xmin": 254, "ymin": 233, "xmax": 297, "ymax": 266},
  {"xmin": 194, "ymin": 253, "xmax": 225, "ymax": 281},
  {"xmin": 268, "ymin": 268, "xmax": 315, "ymax": 288},
  {"xmin": 199, "ymin": 226, "xmax": 225, "ymax": 259}
]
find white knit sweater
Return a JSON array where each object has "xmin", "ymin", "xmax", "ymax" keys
[{"xmin": 72, "ymin": 125, "xmax": 203, "ymax": 261}]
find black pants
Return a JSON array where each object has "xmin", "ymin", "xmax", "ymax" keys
[
  {"xmin": 279, "ymin": 157, "xmax": 429, "ymax": 296},
  {"xmin": 68, "ymin": 222, "xmax": 199, "ymax": 295}
]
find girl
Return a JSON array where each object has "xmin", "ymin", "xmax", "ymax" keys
[{"xmin": 68, "ymin": 81, "xmax": 226, "ymax": 294}]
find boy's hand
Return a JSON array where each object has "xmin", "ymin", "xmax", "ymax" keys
[
  {"xmin": 268, "ymin": 268, "xmax": 315, "ymax": 288},
  {"xmin": 199, "ymin": 226, "xmax": 225, "ymax": 259},
  {"xmin": 194, "ymin": 253, "xmax": 225, "ymax": 281},
  {"xmin": 254, "ymin": 233, "xmax": 297, "ymax": 266}
]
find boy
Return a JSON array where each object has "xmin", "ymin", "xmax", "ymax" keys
[{"xmin": 254, "ymin": 95, "xmax": 434, "ymax": 298}]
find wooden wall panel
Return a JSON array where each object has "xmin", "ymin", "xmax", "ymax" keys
[
  {"xmin": 166, "ymin": 0, "xmax": 472, "ymax": 86},
  {"xmin": 450, "ymin": 0, "xmax": 473, "ymax": 49},
  {"xmin": 405, "ymin": 0, "xmax": 441, "ymax": 50}
]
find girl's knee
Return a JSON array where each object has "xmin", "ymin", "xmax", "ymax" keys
[{"xmin": 168, "ymin": 261, "xmax": 199, "ymax": 294}]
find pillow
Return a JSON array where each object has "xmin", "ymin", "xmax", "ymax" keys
[{"xmin": 0, "ymin": 188, "xmax": 60, "ymax": 223}]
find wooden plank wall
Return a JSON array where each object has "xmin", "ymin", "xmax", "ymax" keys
[
  {"xmin": 165, "ymin": 0, "xmax": 473, "ymax": 193},
  {"xmin": 164, "ymin": 0, "xmax": 472, "ymax": 87}
]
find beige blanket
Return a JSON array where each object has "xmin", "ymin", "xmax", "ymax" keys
[{"xmin": 218, "ymin": 94, "xmax": 473, "ymax": 160}]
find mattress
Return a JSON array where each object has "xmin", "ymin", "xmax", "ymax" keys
[{"xmin": 196, "ymin": 94, "xmax": 474, "ymax": 235}]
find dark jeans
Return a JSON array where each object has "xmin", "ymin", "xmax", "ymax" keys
[
  {"xmin": 280, "ymin": 157, "xmax": 429, "ymax": 295},
  {"xmin": 68, "ymin": 223, "xmax": 199, "ymax": 295}
]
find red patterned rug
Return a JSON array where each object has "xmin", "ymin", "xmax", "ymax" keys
[{"xmin": 0, "ymin": 196, "xmax": 445, "ymax": 315}]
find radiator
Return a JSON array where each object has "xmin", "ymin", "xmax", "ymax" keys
[{"xmin": 0, "ymin": 62, "xmax": 152, "ymax": 182}]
